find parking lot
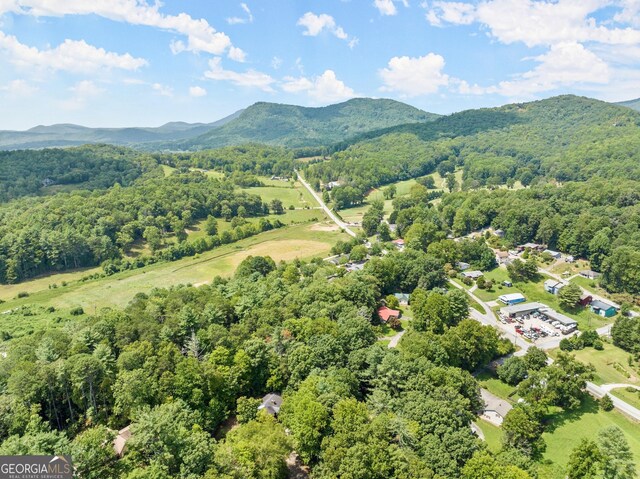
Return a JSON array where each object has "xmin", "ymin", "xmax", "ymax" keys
[{"xmin": 499, "ymin": 311, "xmax": 565, "ymax": 342}]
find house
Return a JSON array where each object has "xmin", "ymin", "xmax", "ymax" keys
[
  {"xmin": 463, "ymin": 270, "xmax": 484, "ymax": 280},
  {"xmin": 457, "ymin": 261, "xmax": 471, "ymax": 271},
  {"xmin": 498, "ymin": 293, "xmax": 526, "ymax": 305},
  {"xmin": 580, "ymin": 270, "xmax": 601, "ymax": 280},
  {"xmin": 544, "ymin": 279, "xmax": 565, "ymax": 295},
  {"xmin": 480, "ymin": 389, "xmax": 512, "ymax": 426},
  {"xmin": 344, "ymin": 261, "xmax": 366, "ymax": 272},
  {"xmin": 500, "ymin": 302, "xmax": 543, "ymax": 318},
  {"xmin": 543, "ymin": 249, "xmax": 562, "ymax": 259},
  {"xmin": 394, "ymin": 293, "xmax": 410, "ymax": 305},
  {"xmin": 519, "ymin": 242, "xmax": 545, "ymax": 251},
  {"xmin": 377, "ymin": 306, "xmax": 401, "ymax": 322},
  {"xmin": 325, "ymin": 181, "xmax": 341, "ymax": 190},
  {"xmin": 258, "ymin": 393, "xmax": 283, "ymax": 416},
  {"xmin": 494, "ymin": 229, "xmax": 505, "ymax": 238},
  {"xmin": 391, "ymin": 239, "xmax": 405, "ymax": 250},
  {"xmin": 113, "ymin": 426, "xmax": 132, "ymax": 457},
  {"xmin": 566, "ymin": 255, "xmax": 575, "ymax": 263},
  {"xmin": 579, "ymin": 294, "xmax": 593, "ymax": 306},
  {"xmin": 496, "ymin": 251, "xmax": 510, "ymax": 264},
  {"xmin": 590, "ymin": 300, "xmax": 617, "ymax": 318}
]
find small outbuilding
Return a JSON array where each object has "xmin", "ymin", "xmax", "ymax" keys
[
  {"xmin": 544, "ymin": 279, "xmax": 565, "ymax": 295},
  {"xmin": 113, "ymin": 426, "xmax": 132, "ymax": 457},
  {"xmin": 394, "ymin": 293, "xmax": 410, "ymax": 305},
  {"xmin": 457, "ymin": 261, "xmax": 471, "ymax": 271}
]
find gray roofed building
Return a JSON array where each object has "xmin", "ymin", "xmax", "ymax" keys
[
  {"xmin": 258, "ymin": 393, "xmax": 283, "ymax": 416},
  {"xmin": 500, "ymin": 302, "xmax": 544, "ymax": 317},
  {"xmin": 539, "ymin": 307, "xmax": 577, "ymax": 327}
]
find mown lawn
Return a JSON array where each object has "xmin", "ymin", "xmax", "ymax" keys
[
  {"xmin": 476, "ymin": 370, "xmax": 518, "ymax": 402},
  {"xmin": 539, "ymin": 397, "xmax": 640, "ymax": 479},
  {"xmin": 549, "ymin": 342, "xmax": 639, "ymax": 386},
  {"xmin": 475, "ymin": 418, "xmax": 503, "ymax": 453}
]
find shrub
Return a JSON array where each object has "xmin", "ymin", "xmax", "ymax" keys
[
  {"xmin": 16, "ymin": 291, "xmax": 29, "ymax": 298},
  {"xmin": 593, "ymin": 340, "xmax": 604, "ymax": 350},
  {"xmin": 600, "ymin": 394, "xmax": 614, "ymax": 411},
  {"xmin": 70, "ymin": 307, "xmax": 85, "ymax": 316}
]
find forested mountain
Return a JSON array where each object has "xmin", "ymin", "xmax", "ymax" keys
[
  {"xmin": 306, "ymin": 95, "xmax": 640, "ymax": 191},
  {"xmin": 175, "ymin": 98, "xmax": 438, "ymax": 150},
  {"xmin": 616, "ymin": 97, "xmax": 640, "ymax": 111},
  {"xmin": 0, "ymin": 110, "xmax": 241, "ymax": 150},
  {"xmin": 0, "ymin": 145, "xmax": 161, "ymax": 202}
]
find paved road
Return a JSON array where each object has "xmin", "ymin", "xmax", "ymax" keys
[
  {"xmin": 586, "ymin": 383, "xmax": 640, "ymax": 421},
  {"xmin": 387, "ymin": 329, "xmax": 406, "ymax": 348},
  {"xmin": 601, "ymin": 383, "xmax": 640, "ymax": 393},
  {"xmin": 295, "ymin": 170, "xmax": 357, "ymax": 238}
]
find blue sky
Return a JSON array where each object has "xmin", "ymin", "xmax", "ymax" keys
[{"xmin": 0, "ymin": 0, "xmax": 639, "ymax": 129}]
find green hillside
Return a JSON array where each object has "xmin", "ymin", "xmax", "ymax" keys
[
  {"xmin": 177, "ymin": 98, "xmax": 438, "ymax": 149},
  {"xmin": 616, "ymin": 97, "xmax": 640, "ymax": 111},
  {"xmin": 306, "ymin": 95, "xmax": 640, "ymax": 190}
]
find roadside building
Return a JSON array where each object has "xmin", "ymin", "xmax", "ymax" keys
[
  {"xmin": 539, "ymin": 307, "xmax": 578, "ymax": 333},
  {"xmin": 590, "ymin": 299, "xmax": 617, "ymax": 318},
  {"xmin": 544, "ymin": 279, "xmax": 565, "ymax": 295},
  {"xmin": 580, "ymin": 270, "xmax": 601, "ymax": 280},
  {"xmin": 377, "ymin": 306, "xmax": 401, "ymax": 322},
  {"xmin": 500, "ymin": 302, "xmax": 543, "ymax": 318},
  {"xmin": 498, "ymin": 293, "xmax": 526, "ymax": 305},
  {"xmin": 579, "ymin": 294, "xmax": 593, "ymax": 306},
  {"xmin": 463, "ymin": 270, "xmax": 484, "ymax": 280}
]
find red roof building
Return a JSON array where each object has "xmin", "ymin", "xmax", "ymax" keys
[{"xmin": 377, "ymin": 306, "xmax": 401, "ymax": 322}]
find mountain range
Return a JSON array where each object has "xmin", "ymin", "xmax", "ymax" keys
[{"xmin": 0, "ymin": 96, "xmax": 638, "ymax": 151}]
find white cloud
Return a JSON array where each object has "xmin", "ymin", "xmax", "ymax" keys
[
  {"xmin": 152, "ymin": 82, "xmax": 173, "ymax": 97},
  {"xmin": 282, "ymin": 69, "xmax": 356, "ymax": 103},
  {"xmin": 0, "ymin": 78, "xmax": 37, "ymax": 95},
  {"xmin": 379, "ymin": 53, "xmax": 450, "ymax": 96},
  {"xmin": 425, "ymin": 0, "xmax": 640, "ymax": 47},
  {"xmin": 204, "ymin": 57, "xmax": 276, "ymax": 92},
  {"xmin": 228, "ymin": 46, "xmax": 246, "ymax": 62},
  {"xmin": 60, "ymin": 80, "xmax": 104, "ymax": 110},
  {"xmin": 494, "ymin": 42, "xmax": 610, "ymax": 97},
  {"xmin": 2, "ymin": 0, "xmax": 244, "ymax": 60},
  {"xmin": 271, "ymin": 56, "xmax": 283, "ymax": 70},
  {"xmin": 0, "ymin": 31, "xmax": 147, "ymax": 73},
  {"xmin": 227, "ymin": 3, "xmax": 253, "ymax": 25},
  {"xmin": 297, "ymin": 12, "xmax": 349, "ymax": 41},
  {"xmin": 189, "ymin": 85, "xmax": 207, "ymax": 97},
  {"xmin": 373, "ymin": 0, "xmax": 408, "ymax": 15}
]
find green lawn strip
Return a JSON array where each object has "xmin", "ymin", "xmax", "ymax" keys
[
  {"xmin": 609, "ymin": 388, "xmax": 640, "ymax": 410},
  {"xmin": 378, "ymin": 339, "xmax": 391, "ymax": 347},
  {"xmin": 549, "ymin": 343, "xmax": 639, "ymax": 386},
  {"xmin": 475, "ymin": 370, "xmax": 518, "ymax": 403},
  {"xmin": 540, "ymin": 397, "xmax": 640, "ymax": 479},
  {"xmin": 475, "ymin": 418, "xmax": 503, "ymax": 453}
]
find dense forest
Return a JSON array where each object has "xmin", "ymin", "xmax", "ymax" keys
[
  {"xmin": 305, "ymin": 96, "xmax": 640, "ymax": 195},
  {"xmin": 0, "ymin": 172, "xmax": 272, "ymax": 283},
  {"xmin": 0, "ymin": 145, "xmax": 159, "ymax": 202}
]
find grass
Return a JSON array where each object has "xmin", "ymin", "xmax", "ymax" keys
[
  {"xmin": 377, "ymin": 339, "xmax": 391, "ymax": 347},
  {"xmin": 539, "ymin": 397, "xmax": 640, "ymax": 479},
  {"xmin": 476, "ymin": 370, "xmax": 518, "ymax": 402},
  {"xmin": 610, "ymin": 387, "xmax": 640, "ymax": 410},
  {"xmin": 475, "ymin": 418, "xmax": 503, "ymax": 453},
  {"xmin": 241, "ymin": 184, "xmax": 314, "ymax": 209},
  {"xmin": 161, "ymin": 165, "xmax": 176, "ymax": 176},
  {"xmin": 549, "ymin": 342, "xmax": 639, "ymax": 386},
  {"xmin": 0, "ymin": 222, "xmax": 350, "ymax": 318}
]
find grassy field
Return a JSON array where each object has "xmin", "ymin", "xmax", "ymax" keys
[
  {"xmin": 549, "ymin": 342, "xmax": 639, "ymax": 386},
  {"xmin": 539, "ymin": 397, "xmax": 640, "ymax": 479},
  {"xmin": 0, "ymin": 222, "xmax": 349, "ymax": 321},
  {"xmin": 475, "ymin": 418, "xmax": 503, "ymax": 453},
  {"xmin": 610, "ymin": 387, "xmax": 640, "ymax": 410}
]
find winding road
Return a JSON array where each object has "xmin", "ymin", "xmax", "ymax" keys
[{"xmin": 295, "ymin": 170, "xmax": 357, "ymax": 238}]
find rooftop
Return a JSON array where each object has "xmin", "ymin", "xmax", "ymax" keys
[
  {"xmin": 378, "ymin": 305, "xmax": 400, "ymax": 322},
  {"xmin": 500, "ymin": 302, "xmax": 544, "ymax": 315},
  {"xmin": 591, "ymin": 299, "xmax": 616, "ymax": 310},
  {"xmin": 258, "ymin": 393, "xmax": 283, "ymax": 415}
]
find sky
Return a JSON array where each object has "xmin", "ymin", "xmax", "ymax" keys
[{"xmin": 0, "ymin": 0, "xmax": 639, "ymax": 130}]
